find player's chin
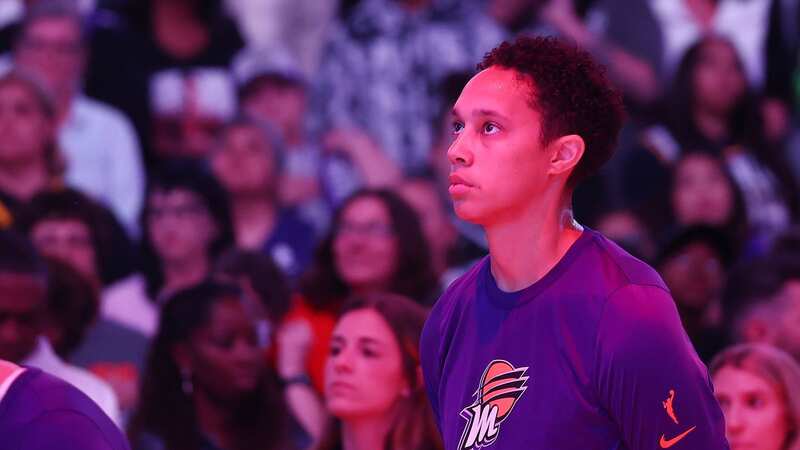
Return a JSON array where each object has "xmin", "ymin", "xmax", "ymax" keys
[{"xmin": 452, "ymin": 200, "xmax": 485, "ymax": 224}]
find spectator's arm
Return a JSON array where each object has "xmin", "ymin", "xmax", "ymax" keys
[
  {"xmin": 276, "ymin": 320, "xmax": 327, "ymax": 441},
  {"xmin": 541, "ymin": 0, "xmax": 661, "ymax": 104},
  {"xmin": 323, "ymin": 129, "xmax": 403, "ymax": 188}
]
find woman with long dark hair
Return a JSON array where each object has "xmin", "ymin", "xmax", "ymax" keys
[
  {"xmin": 301, "ymin": 189, "xmax": 438, "ymax": 310},
  {"xmin": 623, "ymin": 35, "xmax": 798, "ymax": 245},
  {"xmin": 128, "ymin": 280, "xmax": 291, "ymax": 450},
  {"xmin": 316, "ymin": 293, "xmax": 442, "ymax": 450}
]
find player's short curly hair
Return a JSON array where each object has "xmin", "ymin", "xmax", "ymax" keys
[{"xmin": 478, "ymin": 36, "xmax": 625, "ymax": 187}]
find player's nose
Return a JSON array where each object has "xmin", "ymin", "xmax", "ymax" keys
[{"xmin": 447, "ymin": 133, "xmax": 473, "ymax": 167}]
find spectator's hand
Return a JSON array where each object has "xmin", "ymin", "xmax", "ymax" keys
[
  {"xmin": 276, "ymin": 320, "xmax": 313, "ymax": 379},
  {"xmin": 322, "ymin": 128, "xmax": 402, "ymax": 187}
]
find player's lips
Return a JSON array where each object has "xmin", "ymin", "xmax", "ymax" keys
[{"xmin": 448, "ymin": 173, "xmax": 474, "ymax": 197}]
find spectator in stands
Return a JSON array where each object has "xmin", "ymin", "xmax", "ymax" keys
[
  {"xmin": 711, "ymin": 344, "xmax": 800, "ymax": 450},
  {"xmin": 214, "ymin": 248, "xmax": 316, "ymax": 447},
  {"xmin": 623, "ymin": 36, "xmax": 798, "ymax": 243},
  {"xmin": 316, "ymin": 293, "xmax": 442, "ymax": 450},
  {"xmin": 12, "ymin": 0, "xmax": 145, "ymax": 236},
  {"xmin": 276, "ymin": 188, "xmax": 436, "ymax": 422},
  {"xmin": 21, "ymin": 187, "xmax": 136, "ymax": 285},
  {"xmin": 0, "ymin": 230, "xmax": 120, "ymax": 424},
  {"xmin": 669, "ymin": 152, "xmax": 748, "ymax": 242},
  {"xmin": 634, "ymin": 151, "xmax": 752, "ymax": 256},
  {"xmin": 233, "ymin": 53, "xmax": 331, "ymax": 234},
  {"xmin": 84, "ymin": 0, "xmax": 244, "ymax": 167},
  {"xmin": 129, "ymin": 281, "xmax": 292, "ymax": 450},
  {"xmin": 41, "ymin": 258, "xmax": 96, "ymax": 359},
  {"xmin": 0, "ymin": 70, "xmax": 62, "ymax": 219},
  {"xmin": 656, "ymin": 226, "xmax": 734, "ymax": 361},
  {"xmin": 20, "ymin": 188, "xmax": 148, "ymax": 415},
  {"xmin": 103, "ymin": 160, "xmax": 234, "ymax": 337},
  {"xmin": 211, "ymin": 118, "xmax": 315, "ymax": 282},
  {"xmin": 214, "ymin": 248, "xmax": 293, "ymax": 339}
]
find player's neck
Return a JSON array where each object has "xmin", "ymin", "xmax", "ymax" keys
[{"xmin": 485, "ymin": 193, "xmax": 582, "ymax": 292}]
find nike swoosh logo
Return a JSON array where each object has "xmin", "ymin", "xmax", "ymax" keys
[{"xmin": 659, "ymin": 426, "xmax": 697, "ymax": 448}]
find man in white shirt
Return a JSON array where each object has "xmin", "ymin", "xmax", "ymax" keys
[{"xmin": 12, "ymin": 1, "xmax": 144, "ymax": 236}]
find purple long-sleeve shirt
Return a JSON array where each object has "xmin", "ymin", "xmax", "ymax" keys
[
  {"xmin": 0, "ymin": 367, "xmax": 130, "ymax": 450},
  {"xmin": 420, "ymin": 229, "xmax": 729, "ymax": 450}
]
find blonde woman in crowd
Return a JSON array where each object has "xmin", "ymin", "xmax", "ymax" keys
[{"xmin": 711, "ymin": 343, "xmax": 800, "ymax": 450}]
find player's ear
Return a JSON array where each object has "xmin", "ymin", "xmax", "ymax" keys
[{"xmin": 548, "ymin": 134, "xmax": 585, "ymax": 176}]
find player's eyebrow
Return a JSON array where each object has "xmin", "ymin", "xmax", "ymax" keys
[{"xmin": 451, "ymin": 108, "xmax": 509, "ymax": 121}]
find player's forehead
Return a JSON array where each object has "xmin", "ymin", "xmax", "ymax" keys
[{"xmin": 452, "ymin": 66, "xmax": 533, "ymax": 117}]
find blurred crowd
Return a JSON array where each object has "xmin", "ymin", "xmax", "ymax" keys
[{"xmin": 0, "ymin": 0, "xmax": 799, "ymax": 449}]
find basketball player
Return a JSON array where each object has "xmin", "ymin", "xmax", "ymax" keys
[{"xmin": 420, "ymin": 37, "xmax": 729, "ymax": 449}]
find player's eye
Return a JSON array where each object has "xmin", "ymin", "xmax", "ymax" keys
[
  {"xmin": 483, "ymin": 122, "xmax": 499, "ymax": 134},
  {"xmin": 452, "ymin": 121, "xmax": 464, "ymax": 134}
]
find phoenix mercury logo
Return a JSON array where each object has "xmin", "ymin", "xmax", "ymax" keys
[{"xmin": 458, "ymin": 360, "xmax": 529, "ymax": 449}]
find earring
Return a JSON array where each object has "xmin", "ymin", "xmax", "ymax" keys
[{"xmin": 181, "ymin": 368, "xmax": 193, "ymax": 396}]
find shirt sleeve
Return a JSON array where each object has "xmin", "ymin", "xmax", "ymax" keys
[
  {"xmin": 18, "ymin": 411, "xmax": 130, "ymax": 450},
  {"xmin": 594, "ymin": 284, "xmax": 729, "ymax": 450},
  {"xmin": 105, "ymin": 111, "xmax": 145, "ymax": 238}
]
